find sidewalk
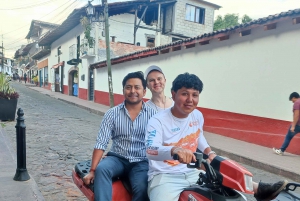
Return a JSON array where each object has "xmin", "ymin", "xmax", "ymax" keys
[{"xmin": 0, "ymin": 127, "xmax": 44, "ymax": 201}]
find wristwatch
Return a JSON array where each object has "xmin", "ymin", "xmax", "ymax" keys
[{"xmin": 207, "ymin": 151, "xmax": 216, "ymax": 156}]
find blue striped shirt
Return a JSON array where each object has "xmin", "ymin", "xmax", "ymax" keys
[{"xmin": 95, "ymin": 101, "xmax": 157, "ymax": 162}]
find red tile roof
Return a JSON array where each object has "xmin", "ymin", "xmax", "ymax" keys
[{"xmin": 98, "ymin": 40, "xmax": 148, "ymax": 58}]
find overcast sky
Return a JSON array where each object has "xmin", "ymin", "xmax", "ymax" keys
[{"xmin": 0, "ymin": 0, "xmax": 299, "ymax": 58}]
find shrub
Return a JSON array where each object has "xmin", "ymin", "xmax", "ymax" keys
[
  {"xmin": 0, "ymin": 73, "xmax": 19, "ymax": 100},
  {"xmin": 32, "ymin": 76, "xmax": 38, "ymax": 83}
]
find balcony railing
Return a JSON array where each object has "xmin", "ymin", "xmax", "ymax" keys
[
  {"xmin": 80, "ymin": 39, "xmax": 95, "ymax": 58},
  {"xmin": 69, "ymin": 44, "xmax": 77, "ymax": 61},
  {"xmin": 67, "ymin": 44, "xmax": 81, "ymax": 65}
]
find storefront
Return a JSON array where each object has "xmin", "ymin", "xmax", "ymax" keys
[
  {"xmin": 51, "ymin": 61, "xmax": 64, "ymax": 93},
  {"xmin": 37, "ymin": 59, "xmax": 48, "ymax": 87}
]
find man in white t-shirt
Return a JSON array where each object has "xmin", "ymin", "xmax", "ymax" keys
[{"xmin": 146, "ymin": 73, "xmax": 287, "ymax": 201}]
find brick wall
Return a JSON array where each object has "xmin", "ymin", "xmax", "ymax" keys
[{"xmin": 173, "ymin": 0, "xmax": 215, "ymax": 37}]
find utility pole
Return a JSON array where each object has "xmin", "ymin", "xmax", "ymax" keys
[
  {"xmin": 102, "ymin": 0, "xmax": 114, "ymax": 108},
  {"xmin": 1, "ymin": 35, "xmax": 3, "ymax": 73}
]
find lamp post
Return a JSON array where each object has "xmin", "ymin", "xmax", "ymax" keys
[{"xmin": 86, "ymin": 0, "xmax": 114, "ymax": 108}]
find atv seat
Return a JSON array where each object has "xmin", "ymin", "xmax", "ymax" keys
[{"xmin": 74, "ymin": 160, "xmax": 133, "ymax": 194}]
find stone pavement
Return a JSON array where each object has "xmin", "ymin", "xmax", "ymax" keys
[
  {"xmin": 27, "ymin": 85, "xmax": 300, "ymax": 183},
  {"xmin": 0, "ymin": 127, "xmax": 44, "ymax": 201}
]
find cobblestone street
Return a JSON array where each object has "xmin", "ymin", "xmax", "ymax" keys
[
  {"xmin": 3, "ymin": 83, "xmax": 102, "ymax": 201},
  {"xmin": 1, "ymin": 83, "xmax": 298, "ymax": 201}
]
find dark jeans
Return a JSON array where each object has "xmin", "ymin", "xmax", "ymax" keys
[
  {"xmin": 94, "ymin": 153, "xmax": 149, "ymax": 201},
  {"xmin": 280, "ymin": 125, "xmax": 300, "ymax": 152}
]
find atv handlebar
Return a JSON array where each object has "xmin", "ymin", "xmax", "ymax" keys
[
  {"xmin": 172, "ymin": 152, "xmax": 203, "ymax": 168},
  {"xmin": 173, "ymin": 152, "xmax": 218, "ymax": 183}
]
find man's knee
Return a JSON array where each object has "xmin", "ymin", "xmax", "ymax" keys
[{"xmin": 95, "ymin": 163, "xmax": 111, "ymax": 177}]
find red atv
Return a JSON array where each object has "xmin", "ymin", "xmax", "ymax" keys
[{"xmin": 72, "ymin": 153, "xmax": 300, "ymax": 201}]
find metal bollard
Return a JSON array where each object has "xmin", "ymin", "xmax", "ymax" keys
[{"xmin": 13, "ymin": 108, "xmax": 30, "ymax": 181}]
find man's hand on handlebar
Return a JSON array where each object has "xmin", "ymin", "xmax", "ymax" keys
[{"xmin": 171, "ymin": 147, "xmax": 196, "ymax": 164}]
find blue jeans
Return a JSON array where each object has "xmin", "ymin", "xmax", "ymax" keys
[
  {"xmin": 280, "ymin": 125, "xmax": 300, "ymax": 152},
  {"xmin": 94, "ymin": 153, "xmax": 149, "ymax": 201}
]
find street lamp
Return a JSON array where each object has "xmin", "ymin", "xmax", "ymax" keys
[
  {"xmin": 85, "ymin": 0, "xmax": 114, "ymax": 108},
  {"xmin": 86, "ymin": 1, "xmax": 95, "ymax": 19}
]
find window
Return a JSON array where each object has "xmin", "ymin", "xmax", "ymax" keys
[
  {"xmin": 185, "ymin": 4, "xmax": 205, "ymax": 24},
  {"xmin": 57, "ymin": 46, "xmax": 62, "ymax": 56},
  {"xmin": 172, "ymin": 37, "xmax": 182, "ymax": 42},
  {"xmin": 147, "ymin": 37, "xmax": 155, "ymax": 48}
]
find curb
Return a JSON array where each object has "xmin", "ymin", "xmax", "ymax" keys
[
  {"xmin": 212, "ymin": 146, "xmax": 300, "ymax": 183},
  {"xmin": 57, "ymin": 98, "xmax": 106, "ymax": 116}
]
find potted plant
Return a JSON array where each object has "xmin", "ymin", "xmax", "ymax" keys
[
  {"xmin": 32, "ymin": 76, "xmax": 38, "ymax": 86},
  {"xmin": 0, "ymin": 73, "xmax": 19, "ymax": 121}
]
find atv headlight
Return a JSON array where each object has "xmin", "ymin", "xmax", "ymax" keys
[{"xmin": 244, "ymin": 174, "xmax": 253, "ymax": 192}]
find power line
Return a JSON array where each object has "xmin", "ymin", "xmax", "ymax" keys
[
  {"xmin": 50, "ymin": 1, "xmax": 81, "ymax": 24},
  {"xmin": 2, "ymin": 0, "xmax": 76, "ymax": 36},
  {"xmin": 0, "ymin": 0, "xmax": 60, "ymax": 10},
  {"xmin": 5, "ymin": 0, "xmax": 81, "ymax": 50},
  {"xmin": 5, "ymin": 37, "xmax": 27, "ymax": 46},
  {"xmin": 110, "ymin": 18, "xmax": 134, "ymax": 24}
]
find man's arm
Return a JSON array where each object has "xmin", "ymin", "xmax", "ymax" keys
[
  {"xmin": 83, "ymin": 149, "xmax": 104, "ymax": 185},
  {"xmin": 83, "ymin": 110, "xmax": 114, "ymax": 185},
  {"xmin": 146, "ymin": 117, "xmax": 196, "ymax": 164},
  {"xmin": 146, "ymin": 118, "xmax": 174, "ymax": 161},
  {"xmin": 291, "ymin": 110, "xmax": 299, "ymax": 132}
]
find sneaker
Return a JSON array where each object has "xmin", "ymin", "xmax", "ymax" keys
[
  {"xmin": 254, "ymin": 180, "xmax": 288, "ymax": 201},
  {"xmin": 273, "ymin": 148, "xmax": 283, "ymax": 155}
]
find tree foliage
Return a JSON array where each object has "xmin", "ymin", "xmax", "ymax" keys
[{"xmin": 213, "ymin": 14, "xmax": 252, "ymax": 31}]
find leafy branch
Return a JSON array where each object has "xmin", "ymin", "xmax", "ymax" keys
[{"xmin": 80, "ymin": 16, "xmax": 95, "ymax": 48}]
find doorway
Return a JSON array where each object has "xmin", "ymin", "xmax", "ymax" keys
[
  {"xmin": 39, "ymin": 69, "xmax": 43, "ymax": 87},
  {"xmin": 54, "ymin": 68, "xmax": 60, "ymax": 92},
  {"xmin": 68, "ymin": 70, "xmax": 78, "ymax": 97},
  {"xmin": 89, "ymin": 69, "xmax": 94, "ymax": 101}
]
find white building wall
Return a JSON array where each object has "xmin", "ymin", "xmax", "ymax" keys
[
  {"xmin": 98, "ymin": 14, "xmax": 157, "ymax": 46},
  {"xmin": 50, "ymin": 24, "xmax": 85, "ymax": 90},
  {"xmin": 173, "ymin": 0, "xmax": 215, "ymax": 37},
  {"xmin": 95, "ymin": 20, "xmax": 300, "ymax": 121}
]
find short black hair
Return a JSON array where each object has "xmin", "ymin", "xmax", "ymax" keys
[
  {"xmin": 171, "ymin": 73, "xmax": 203, "ymax": 93},
  {"xmin": 122, "ymin": 71, "xmax": 146, "ymax": 89},
  {"xmin": 289, "ymin": 92, "xmax": 299, "ymax": 100}
]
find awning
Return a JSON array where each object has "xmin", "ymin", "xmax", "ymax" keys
[{"xmin": 52, "ymin": 61, "xmax": 64, "ymax": 69}]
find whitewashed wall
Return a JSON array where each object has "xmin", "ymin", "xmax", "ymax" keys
[
  {"xmin": 50, "ymin": 24, "xmax": 85, "ymax": 91},
  {"xmin": 98, "ymin": 13, "xmax": 157, "ymax": 46},
  {"xmin": 95, "ymin": 20, "xmax": 300, "ymax": 121}
]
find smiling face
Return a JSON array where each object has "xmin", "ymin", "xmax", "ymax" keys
[
  {"xmin": 123, "ymin": 78, "xmax": 146, "ymax": 105},
  {"xmin": 146, "ymin": 70, "xmax": 166, "ymax": 94},
  {"xmin": 171, "ymin": 87, "xmax": 200, "ymax": 118}
]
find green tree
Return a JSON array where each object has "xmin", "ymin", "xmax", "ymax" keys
[
  {"xmin": 241, "ymin": 14, "xmax": 252, "ymax": 24},
  {"xmin": 213, "ymin": 13, "xmax": 253, "ymax": 31},
  {"xmin": 213, "ymin": 15, "xmax": 224, "ymax": 31}
]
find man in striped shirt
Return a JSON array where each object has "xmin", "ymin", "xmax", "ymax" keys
[{"xmin": 83, "ymin": 71, "xmax": 156, "ymax": 201}]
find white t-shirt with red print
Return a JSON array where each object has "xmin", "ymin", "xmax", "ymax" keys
[{"xmin": 146, "ymin": 108, "xmax": 209, "ymax": 180}]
